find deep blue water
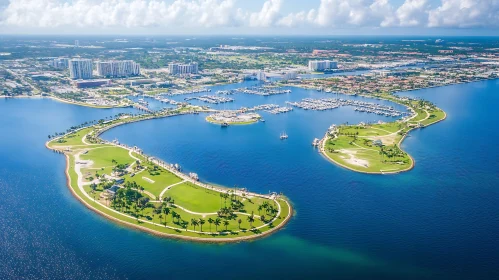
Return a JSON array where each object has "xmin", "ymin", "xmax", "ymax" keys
[{"xmin": 1, "ymin": 79, "xmax": 498, "ymax": 279}]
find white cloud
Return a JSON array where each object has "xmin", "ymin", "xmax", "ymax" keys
[
  {"xmin": 276, "ymin": 0, "xmax": 395, "ymax": 28},
  {"xmin": 0, "ymin": 0, "xmax": 244, "ymax": 28},
  {"xmin": 1, "ymin": 0, "xmax": 499, "ymax": 32},
  {"xmin": 395, "ymin": 0, "xmax": 428, "ymax": 27},
  {"xmin": 249, "ymin": 0, "xmax": 282, "ymax": 27},
  {"xmin": 428, "ymin": 0, "xmax": 499, "ymax": 28}
]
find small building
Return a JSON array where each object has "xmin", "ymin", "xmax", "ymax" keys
[
  {"xmin": 373, "ymin": 139, "xmax": 383, "ymax": 147},
  {"xmin": 74, "ymin": 79, "xmax": 110, "ymax": 88},
  {"xmin": 102, "ymin": 185, "xmax": 120, "ymax": 198}
]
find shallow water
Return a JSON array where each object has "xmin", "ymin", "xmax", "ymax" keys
[{"xmin": 1, "ymin": 79, "xmax": 498, "ymax": 279}]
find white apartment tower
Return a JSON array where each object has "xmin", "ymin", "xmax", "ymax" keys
[
  {"xmin": 96, "ymin": 60, "xmax": 140, "ymax": 78},
  {"xmin": 51, "ymin": 58, "xmax": 69, "ymax": 69},
  {"xmin": 308, "ymin": 60, "xmax": 338, "ymax": 71},
  {"xmin": 256, "ymin": 70, "xmax": 266, "ymax": 81},
  {"xmin": 69, "ymin": 59, "xmax": 93, "ymax": 79},
  {"xmin": 168, "ymin": 62, "xmax": 199, "ymax": 75}
]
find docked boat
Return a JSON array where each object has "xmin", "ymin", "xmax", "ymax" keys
[
  {"xmin": 221, "ymin": 122, "xmax": 229, "ymax": 127},
  {"xmin": 260, "ymin": 118, "xmax": 265, "ymax": 122},
  {"xmin": 189, "ymin": 172, "xmax": 199, "ymax": 181},
  {"xmin": 312, "ymin": 138, "xmax": 321, "ymax": 147}
]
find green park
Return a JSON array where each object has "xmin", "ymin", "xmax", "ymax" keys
[
  {"xmin": 47, "ymin": 108, "xmax": 292, "ymax": 242},
  {"xmin": 321, "ymin": 93, "xmax": 446, "ymax": 174}
]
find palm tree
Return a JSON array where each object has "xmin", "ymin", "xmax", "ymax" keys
[
  {"xmin": 163, "ymin": 206, "xmax": 170, "ymax": 218},
  {"xmin": 247, "ymin": 214, "xmax": 255, "ymax": 228},
  {"xmin": 214, "ymin": 218, "xmax": 221, "ymax": 231},
  {"xmin": 260, "ymin": 215, "xmax": 265, "ymax": 223},
  {"xmin": 191, "ymin": 218, "xmax": 199, "ymax": 231},
  {"xmin": 238, "ymin": 218, "xmax": 242, "ymax": 229},
  {"xmin": 257, "ymin": 205, "xmax": 263, "ymax": 215},
  {"xmin": 208, "ymin": 218, "xmax": 214, "ymax": 232},
  {"xmin": 171, "ymin": 211, "xmax": 177, "ymax": 223},
  {"xmin": 199, "ymin": 218, "xmax": 205, "ymax": 232},
  {"xmin": 223, "ymin": 220, "xmax": 230, "ymax": 231}
]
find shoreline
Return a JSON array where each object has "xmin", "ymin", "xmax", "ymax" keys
[
  {"xmin": 1, "ymin": 94, "xmax": 129, "ymax": 109},
  {"xmin": 46, "ymin": 112, "xmax": 293, "ymax": 243}
]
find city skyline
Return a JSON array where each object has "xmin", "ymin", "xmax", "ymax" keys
[{"xmin": 0, "ymin": 0, "xmax": 498, "ymax": 36}]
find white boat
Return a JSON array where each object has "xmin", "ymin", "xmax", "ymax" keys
[
  {"xmin": 280, "ymin": 132, "xmax": 288, "ymax": 140},
  {"xmin": 312, "ymin": 138, "xmax": 320, "ymax": 146}
]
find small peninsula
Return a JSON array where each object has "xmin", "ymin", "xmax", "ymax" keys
[
  {"xmin": 319, "ymin": 93, "xmax": 446, "ymax": 174},
  {"xmin": 46, "ymin": 106, "xmax": 292, "ymax": 242}
]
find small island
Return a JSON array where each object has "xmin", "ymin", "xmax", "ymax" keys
[
  {"xmin": 46, "ymin": 107, "xmax": 292, "ymax": 242},
  {"xmin": 320, "ymin": 93, "xmax": 446, "ymax": 174},
  {"xmin": 206, "ymin": 112, "xmax": 262, "ymax": 125}
]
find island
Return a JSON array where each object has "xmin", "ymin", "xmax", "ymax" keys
[
  {"xmin": 319, "ymin": 93, "xmax": 446, "ymax": 174},
  {"xmin": 46, "ymin": 106, "xmax": 292, "ymax": 242},
  {"xmin": 206, "ymin": 112, "xmax": 262, "ymax": 125}
]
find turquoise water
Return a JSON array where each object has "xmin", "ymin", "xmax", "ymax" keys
[{"xmin": 0, "ymin": 79, "xmax": 498, "ymax": 279}]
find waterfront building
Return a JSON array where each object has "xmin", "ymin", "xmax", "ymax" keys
[
  {"xmin": 51, "ymin": 58, "xmax": 69, "ymax": 69},
  {"xmin": 256, "ymin": 70, "xmax": 266, "ymax": 81},
  {"xmin": 96, "ymin": 60, "xmax": 141, "ymax": 78},
  {"xmin": 69, "ymin": 58, "xmax": 93, "ymax": 79},
  {"xmin": 308, "ymin": 60, "xmax": 338, "ymax": 71},
  {"xmin": 168, "ymin": 62, "xmax": 199, "ymax": 75},
  {"xmin": 73, "ymin": 79, "xmax": 110, "ymax": 88},
  {"xmin": 282, "ymin": 71, "xmax": 298, "ymax": 81}
]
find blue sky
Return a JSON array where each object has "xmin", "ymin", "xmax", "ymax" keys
[{"xmin": 0, "ymin": 0, "xmax": 498, "ymax": 35}]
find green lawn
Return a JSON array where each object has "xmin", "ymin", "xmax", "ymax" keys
[
  {"xmin": 80, "ymin": 146, "xmax": 134, "ymax": 168},
  {"xmin": 325, "ymin": 133, "xmax": 412, "ymax": 173},
  {"xmin": 164, "ymin": 182, "xmax": 222, "ymax": 213},
  {"xmin": 421, "ymin": 109, "xmax": 446, "ymax": 126},
  {"xmin": 49, "ymin": 127, "xmax": 94, "ymax": 147},
  {"xmin": 123, "ymin": 169, "xmax": 183, "ymax": 198}
]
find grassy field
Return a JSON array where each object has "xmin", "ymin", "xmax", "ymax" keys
[
  {"xmin": 49, "ymin": 127, "xmax": 94, "ymax": 147},
  {"xmin": 322, "ymin": 94, "xmax": 446, "ymax": 173},
  {"xmin": 164, "ymin": 182, "xmax": 222, "ymax": 213},
  {"xmin": 80, "ymin": 146, "xmax": 134, "ymax": 168}
]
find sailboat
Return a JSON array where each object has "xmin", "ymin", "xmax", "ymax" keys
[{"xmin": 280, "ymin": 132, "xmax": 288, "ymax": 140}]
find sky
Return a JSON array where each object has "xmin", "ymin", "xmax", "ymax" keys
[{"xmin": 0, "ymin": 0, "xmax": 498, "ymax": 35}]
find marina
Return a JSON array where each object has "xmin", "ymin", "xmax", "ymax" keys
[
  {"xmin": 164, "ymin": 87, "xmax": 211, "ymax": 96},
  {"xmin": 184, "ymin": 95, "xmax": 234, "ymax": 104},
  {"xmin": 235, "ymin": 86, "xmax": 292, "ymax": 96},
  {"xmin": 286, "ymin": 98, "xmax": 406, "ymax": 117}
]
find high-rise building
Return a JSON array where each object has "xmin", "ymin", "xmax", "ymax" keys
[
  {"xmin": 308, "ymin": 60, "xmax": 338, "ymax": 71},
  {"xmin": 282, "ymin": 71, "xmax": 298, "ymax": 81},
  {"xmin": 69, "ymin": 59, "xmax": 93, "ymax": 79},
  {"xmin": 96, "ymin": 60, "xmax": 140, "ymax": 78},
  {"xmin": 51, "ymin": 58, "xmax": 69, "ymax": 69},
  {"xmin": 256, "ymin": 70, "xmax": 266, "ymax": 81},
  {"xmin": 168, "ymin": 62, "xmax": 199, "ymax": 75}
]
